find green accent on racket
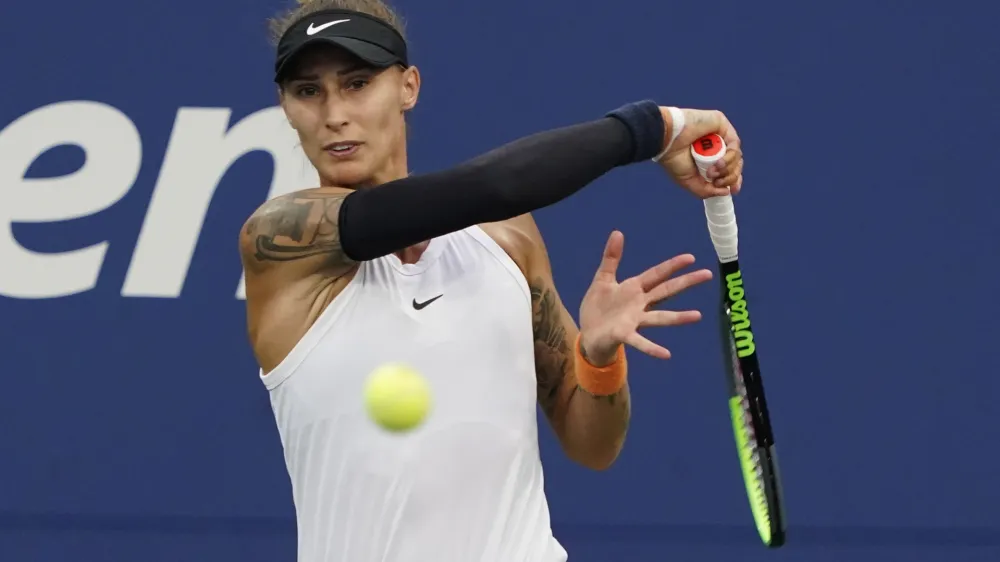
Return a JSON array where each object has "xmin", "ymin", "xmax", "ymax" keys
[{"xmin": 729, "ymin": 396, "xmax": 771, "ymax": 544}]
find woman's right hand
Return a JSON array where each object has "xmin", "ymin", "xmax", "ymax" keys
[{"xmin": 655, "ymin": 107, "xmax": 744, "ymax": 200}]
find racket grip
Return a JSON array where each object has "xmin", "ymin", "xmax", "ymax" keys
[{"xmin": 691, "ymin": 134, "xmax": 739, "ymax": 262}]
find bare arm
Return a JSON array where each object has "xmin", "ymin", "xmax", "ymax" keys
[
  {"xmin": 240, "ymin": 187, "xmax": 356, "ymax": 276},
  {"xmin": 239, "ymin": 188, "xmax": 358, "ymax": 373},
  {"xmin": 491, "ymin": 216, "xmax": 630, "ymax": 471}
]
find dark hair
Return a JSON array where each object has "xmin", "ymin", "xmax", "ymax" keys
[{"xmin": 269, "ymin": 0, "xmax": 406, "ymax": 46}]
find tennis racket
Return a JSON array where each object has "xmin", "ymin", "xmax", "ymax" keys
[{"xmin": 690, "ymin": 134, "xmax": 787, "ymax": 547}]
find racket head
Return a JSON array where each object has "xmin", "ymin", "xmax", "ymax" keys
[{"xmin": 717, "ymin": 259, "xmax": 787, "ymax": 547}]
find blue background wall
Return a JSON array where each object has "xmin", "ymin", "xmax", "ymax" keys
[{"xmin": 2, "ymin": 0, "xmax": 998, "ymax": 560}]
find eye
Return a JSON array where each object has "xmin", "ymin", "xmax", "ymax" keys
[
  {"xmin": 295, "ymin": 84, "xmax": 320, "ymax": 97},
  {"xmin": 345, "ymin": 78, "xmax": 370, "ymax": 91}
]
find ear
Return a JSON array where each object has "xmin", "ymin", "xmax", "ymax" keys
[{"xmin": 400, "ymin": 65, "xmax": 421, "ymax": 112}]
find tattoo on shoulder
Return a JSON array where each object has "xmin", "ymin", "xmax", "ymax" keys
[
  {"xmin": 244, "ymin": 191, "xmax": 351, "ymax": 266},
  {"xmin": 530, "ymin": 277, "xmax": 570, "ymax": 418}
]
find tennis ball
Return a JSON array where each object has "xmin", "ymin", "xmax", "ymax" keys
[{"xmin": 363, "ymin": 363, "xmax": 431, "ymax": 432}]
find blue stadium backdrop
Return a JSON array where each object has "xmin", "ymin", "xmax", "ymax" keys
[{"xmin": 2, "ymin": 0, "xmax": 998, "ymax": 560}]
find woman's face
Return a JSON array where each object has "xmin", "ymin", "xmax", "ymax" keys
[{"xmin": 280, "ymin": 44, "xmax": 420, "ymax": 187}]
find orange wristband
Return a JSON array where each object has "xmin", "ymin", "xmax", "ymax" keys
[{"xmin": 574, "ymin": 334, "xmax": 627, "ymax": 396}]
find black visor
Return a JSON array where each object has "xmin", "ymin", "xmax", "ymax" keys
[{"xmin": 274, "ymin": 9, "xmax": 408, "ymax": 82}]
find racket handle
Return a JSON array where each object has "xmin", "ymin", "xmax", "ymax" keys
[{"xmin": 691, "ymin": 134, "xmax": 739, "ymax": 263}]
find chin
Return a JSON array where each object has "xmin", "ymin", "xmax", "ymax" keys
[{"xmin": 321, "ymin": 161, "xmax": 378, "ymax": 188}]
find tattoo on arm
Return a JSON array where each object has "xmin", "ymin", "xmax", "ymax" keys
[
  {"xmin": 530, "ymin": 277, "xmax": 630, "ymax": 434},
  {"xmin": 530, "ymin": 277, "xmax": 571, "ymax": 420},
  {"xmin": 244, "ymin": 192, "xmax": 352, "ymax": 267}
]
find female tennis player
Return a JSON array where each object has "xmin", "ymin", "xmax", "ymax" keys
[{"xmin": 240, "ymin": 1, "xmax": 744, "ymax": 560}]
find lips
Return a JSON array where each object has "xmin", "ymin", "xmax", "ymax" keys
[{"xmin": 324, "ymin": 141, "xmax": 362, "ymax": 157}]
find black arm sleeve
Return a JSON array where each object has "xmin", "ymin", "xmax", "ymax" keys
[{"xmin": 339, "ymin": 100, "xmax": 664, "ymax": 261}]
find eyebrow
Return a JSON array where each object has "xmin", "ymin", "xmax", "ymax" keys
[{"xmin": 286, "ymin": 65, "xmax": 373, "ymax": 82}]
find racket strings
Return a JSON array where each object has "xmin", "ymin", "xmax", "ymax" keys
[
  {"xmin": 733, "ymin": 355, "xmax": 771, "ymax": 535},
  {"xmin": 736, "ymin": 374, "xmax": 766, "ymax": 492}
]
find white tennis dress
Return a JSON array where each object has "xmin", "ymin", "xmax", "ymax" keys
[{"xmin": 260, "ymin": 226, "xmax": 568, "ymax": 562}]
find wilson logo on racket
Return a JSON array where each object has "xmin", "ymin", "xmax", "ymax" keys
[{"xmin": 725, "ymin": 271, "xmax": 755, "ymax": 357}]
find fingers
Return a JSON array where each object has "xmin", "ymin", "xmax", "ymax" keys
[
  {"xmin": 639, "ymin": 309, "xmax": 702, "ymax": 328},
  {"xmin": 720, "ymin": 159, "xmax": 743, "ymax": 192},
  {"xmin": 733, "ymin": 173, "xmax": 744, "ymax": 194},
  {"xmin": 593, "ymin": 230, "xmax": 625, "ymax": 282},
  {"xmin": 636, "ymin": 253, "xmax": 695, "ymax": 291},
  {"xmin": 709, "ymin": 110, "xmax": 740, "ymax": 152},
  {"xmin": 627, "ymin": 312, "xmax": 702, "ymax": 360},
  {"xmin": 698, "ymin": 181, "xmax": 736, "ymax": 198},
  {"xmin": 646, "ymin": 267, "xmax": 713, "ymax": 305},
  {"xmin": 714, "ymin": 112, "xmax": 742, "ymax": 193},
  {"xmin": 624, "ymin": 332, "xmax": 672, "ymax": 360},
  {"xmin": 705, "ymin": 147, "xmax": 743, "ymax": 190}
]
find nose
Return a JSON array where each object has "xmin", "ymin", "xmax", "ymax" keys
[{"xmin": 324, "ymin": 97, "xmax": 350, "ymax": 131}]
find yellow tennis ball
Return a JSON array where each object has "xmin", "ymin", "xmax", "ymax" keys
[{"xmin": 363, "ymin": 363, "xmax": 431, "ymax": 432}]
